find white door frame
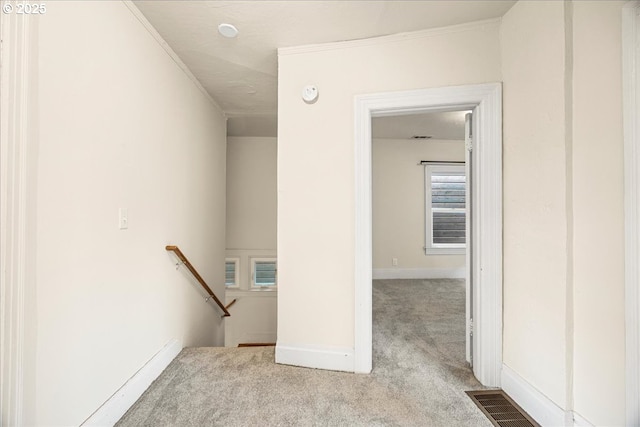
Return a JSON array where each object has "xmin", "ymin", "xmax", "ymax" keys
[
  {"xmin": 354, "ymin": 83, "xmax": 502, "ymax": 386},
  {"xmin": 623, "ymin": 2, "xmax": 640, "ymax": 425},
  {"xmin": 0, "ymin": 5, "xmax": 39, "ymax": 426},
  {"xmin": 464, "ymin": 112, "xmax": 473, "ymax": 366}
]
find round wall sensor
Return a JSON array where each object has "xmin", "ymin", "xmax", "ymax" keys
[
  {"xmin": 302, "ymin": 85, "xmax": 319, "ymax": 103},
  {"xmin": 218, "ymin": 23, "xmax": 238, "ymax": 38}
]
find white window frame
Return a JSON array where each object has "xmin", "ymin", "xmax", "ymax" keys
[
  {"xmin": 250, "ymin": 257, "xmax": 277, "ymax": 290},
  {"xmin": 424, "ymin": 163, "xmax": 466, "ymax": 255},
  {"xmin": 225, "ymin": 257, "xmax": 240, "ymax": 288}
]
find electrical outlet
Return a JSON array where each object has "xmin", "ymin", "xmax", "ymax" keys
[{"xmin": 392, "ymin": 258, "xmax": 398, "ymax": 266}]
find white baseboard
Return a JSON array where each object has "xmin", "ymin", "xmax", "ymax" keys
[
  {"xmin": 501, "ymin": 364, "xmax": 566, "ymax": 427},
  {"xmin": 275, "ymin": 343, "xmax": 354, "ymax": 372},
  {"xmin": 82, "ymin": 339, "xmax": 182, "ymax": 426},
  {"xmin": 372, "ymin": 267, "xmax": 465, "ymax": 280}
]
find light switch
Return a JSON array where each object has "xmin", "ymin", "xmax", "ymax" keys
[{"xmin": 119, "ymin": 208, "xmax": 128, "ymax": 230}]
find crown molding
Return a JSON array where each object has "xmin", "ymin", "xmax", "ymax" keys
[{"xmin": 122, "ymin": 1, "xmax": 223, "ymax": 115}]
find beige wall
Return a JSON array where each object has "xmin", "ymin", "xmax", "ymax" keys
[
  {"xmin": 224, "ymin": 290, "xmax": 277, "ymax": 347},
  {"xmin": 225, "ymin": 136, "xmax": 277, "ymax": 347},
  {"xmin": 226, "ymin": 137, "xmax": 277, "ymax": 252},
  {"xmin": 34, "ymin": 2, "xmax": 227, "ymax": 424},
  {"xmin": 571, "ymin": 1, "xmax": 626, "ymax": 424},
  {"xmin": 280, "ymin": 3, "xmax": 628, "ymax": 423},
  {"xmin": 502, "ymin": 1, "xmax": 627, "ymax": 424},
  {"xmin": 501, "ymin": 0, "xmax": 569, "ymax": 409},
  {"xmin": 372, "ymin": 138, "xmax": 465, "ymax": 270},
  {"xmin": 277, "ymin": 21, "xmax": 501, "ymax": 348}
]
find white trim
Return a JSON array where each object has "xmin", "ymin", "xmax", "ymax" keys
[
  {"xmin": 572, "ymin": 411, "xmax": 594, "ymax": 427},
  {"xmin": 372, "ymin": 268, "xmax": 464, "ymax": 280},
  {"xmin": 81, "ymin": 339, "xmax": 182, "ymax": 426},
  {"xmin": 278, "ymin": 18, "xmax": 500, "ymax": 56},
  {"xmin": 354, "ymin": 83, "xmax": 502, "ymax": 386},
  {"xmin": 354, "ymin": 90, "xmax": 374, "ymax": 375},
  {"xmin": 226, "ymin": 290, "xmax": 278, "ymax": 298},
  {"xmin": 275, "ymin": 344, "xmax": 354, "ymax": 372},
  {"xmin": 624, "ymin": 2, "xmax": 640, "ymax": 426},
  {"xmin": 0, "ymin": 7, "xmax": 38, "ymax": 425},
  {"xmin": 501, "ymin": 364, "xmax": 566, "ymax": 427},
  {"xmin": 121, "ymin": 1, "xmax": 223, "ymax": 115}
]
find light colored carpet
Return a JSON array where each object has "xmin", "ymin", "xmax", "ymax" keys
[{"xmin": 116, "ymin": 279, "xmax": 491, "ymax": 426}]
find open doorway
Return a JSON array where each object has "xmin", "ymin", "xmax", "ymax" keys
[
  {"xmin": 371, "ymin": 110, "xmax": 476, "ymax": 385},
  {"xmin": 353, "ymin": 84, "xmax": 502, "ymax": 387}
]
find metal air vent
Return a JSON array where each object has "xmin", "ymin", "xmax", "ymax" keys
[{"xmin": 466, "ymin": 390, "xmax": 540, "ymax": 427}]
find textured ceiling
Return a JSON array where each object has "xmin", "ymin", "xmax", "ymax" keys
[{"xmin": 133, "ymin": 1, "xmax": 516, "ymax": 119}]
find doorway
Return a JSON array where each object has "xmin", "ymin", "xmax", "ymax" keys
[
  {"xmin": 353, "ymin": 83, "xmax": 503, "ymax": 387},
  {"xmin": 371, "ymin": 109, "xmax": 473, "ymax": 381}
]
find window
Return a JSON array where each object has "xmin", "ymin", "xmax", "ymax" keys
[
  {"xmin": 225, "ymin": 258, "xmax": 240, "ymax": 288},
  {"xmin": 250, "ymin": 258, "xmax": 277, "ymax": 289},
  {"xmin": 424, "ymin": 163, "xmax": 466, "ymax": 254}
]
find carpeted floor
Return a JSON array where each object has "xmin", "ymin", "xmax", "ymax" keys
[{"xmin": 116, "ymin": 279, "xmax": 491, "ymax": 426}]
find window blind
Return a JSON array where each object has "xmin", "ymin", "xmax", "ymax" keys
[
  {"xmin": 431, "ymin": 172, "xmax": 466, "ymax": 245},
  {"xmin": 225, "ymin": 261, "xmax": 236, "ymax": 286},
  {"xmin": 254, "ymin": 261, "xmax": 276, "ymax": 287}
]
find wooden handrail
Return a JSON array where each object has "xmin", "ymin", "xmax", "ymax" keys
[{"xmin": 166, "ymin": 245, "xmax": 230, "ymax": 317}]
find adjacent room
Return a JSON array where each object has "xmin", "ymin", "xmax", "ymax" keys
[{"xmin": 371, "ymin": 110, "xmax": 481, "ymax": 410}]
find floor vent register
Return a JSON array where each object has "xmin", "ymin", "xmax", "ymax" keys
[{"xmin": 466, "ymin": 390, "xmax": 541, "ymax": 427}]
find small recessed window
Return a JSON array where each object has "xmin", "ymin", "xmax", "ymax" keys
[
  {"xmin": 225, "ymin": 258, "xmax": 240, "ymax": 288},
  {"xmin": 251, "ymin": 258, "xmax": 277, "ymax": 290}
]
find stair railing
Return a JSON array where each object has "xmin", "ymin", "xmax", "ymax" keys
[{"xmin": 166, "ymin": 245, "xmax": 234, "ymax": 317}]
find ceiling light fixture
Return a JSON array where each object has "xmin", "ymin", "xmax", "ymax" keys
[{"xmin": 218, "ymin": 23, "xmax": 238, "ymax": 38}]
